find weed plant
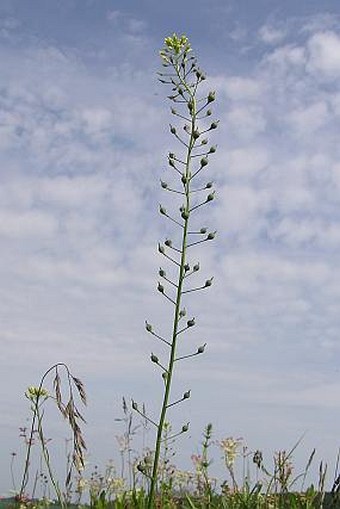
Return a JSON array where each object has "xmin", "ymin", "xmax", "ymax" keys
[{"xmin": 131, "ymin": 33, "xmax": 218, "ymax": 508}]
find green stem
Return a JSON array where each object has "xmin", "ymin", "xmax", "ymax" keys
[{"xmin": 147, "ymin": 65, "xmax": 197, "ymax": 508}]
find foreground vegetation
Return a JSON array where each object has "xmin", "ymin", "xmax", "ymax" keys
[{"xmin": 7, "ymin": 427, "xmax": 340, "ymax": 508}]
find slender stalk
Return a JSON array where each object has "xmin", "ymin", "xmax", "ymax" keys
[
  {"xmin": 148, "ymin": 99, "xmax": 196, "ymax": 508},
  {"xmin": 145, "ymin": 34, "xmax": 218, "ymax": 508}
]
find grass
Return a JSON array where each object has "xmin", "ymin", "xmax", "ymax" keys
[
  {"xmin": 5, "ymin": 33, "xmax": 340, "ymax": 509},
  {"xmin": 7, "ymin": 415, "xmax": 340, "ymax": 507}
]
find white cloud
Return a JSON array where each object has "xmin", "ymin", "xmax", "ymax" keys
[
  {"xmin": 226, "ymin": 105, "xmax": 266, "ymax": 139},
  {"xmin": 259, "ymin": 24, "xmax": 286, "ymax": 44},
  {"xmin": 222, "ymin": 76, "xmax": 264, "ymax": 101},
  {"xmin": 287, "ymin": 100, "xmax": 330, "ymax": 137},
  {"xmin": 307, "ymin": 30, "xmax": 340, "ymax": 78},
  {"xmin": 0, "ymin": 209, "xmax": 57, "ymax": 238}
]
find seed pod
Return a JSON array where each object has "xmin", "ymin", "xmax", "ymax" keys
[
  {"xmin": 159, "ymin": 205, "xmax": 167, "ymax": 215},
  {"xmin": 206, "ymin": 193, "xmax": 215, "ymax": 202},
  {"xmin": 179, "ymin": 308, "xmax": 186, "ymax": 318},
  {"xmin": 170, "ymin": 125, "xmax": 176, "ymax": 134},
  {"xmin": 159, "ymin": 268, "xmax": 166, "ymax": 277},
  {"xmin": 193, "ymin": 263, "xmax": 200, "ymax": 272},
  {"xmin": 207, "ymin": 91, "xmax": 215, "ymax": 103},
  {"xmin": 210, "ymin": 121, "xmax": 218, "ymax": 130},
  {"xmin": 158, "ymin": 244, "xmax": 165, "ymax": 254},
  {"xmin": 201, "ymin": 138, "xmax": 208, "ymax": 145},
  {"xmin": 197, "ymin": 343, "xmax": 206, "ymax": 354},
  {"xmin": 207, "ymin": 231, "xmax": 216, "ymax": 240},
  {"xmin": 132, "ymin": 400, "xmax": 138, "ymax": 411},
  {"xmin": 161, "ymin": 180, "xmax": 168, "ymax": 189},
  {"xmin": 200, "ymin": 157, "xmax": 208, "ymax": 167},
  {"xmin": 206, "ymin": 109, "xmax": 212, "ymax": 116},
  {"xmin": 192, "ymin": 129, "xmax": 200, "ymax": 140},
  {"xmin": 151, "ymin": 353, "xmax": 159, "ymax": 364},
  {"xmin": 187, "ymin": 318, "xmax": 195, "ymax": 327},
  {"xmin": 181, "ymin": 175, "xmax": 187, "ymax": 185},
  {"xmin": 206, "ymin": 182, "xmax": 213, "ymax": 189},
  {"xmin": 181, "ymin": 423, "xmax": 189, "ymax": 433},
  {"xmin": 204, "ymin": 278, "xmax": 213, "ymax": 287},
  {"xmin": 184, "ymin": 263, "xmax": 190, "ymax": 272},
  {"xmin": 181, "ymin": 210, "xmax": 189, "ymax": 220},
  {"xmin": 171, "ymin": 108, "xmax": 177, "ymax": 115},
  {"xmin": 145, "ymin": 321, "xmax": 153, "ymax": 332},
  {"xmin": 200, "ymin": 227, "xmax": 207, "ymax": 234},
  {"xmin": 209, "ymin": 145, "xmax": 216, "ymax": 153},
  {"xmin": 165, "ymin": 239, "xmax": 172, "ymax": 247},
  {"xmin": 183, "ymin": 390, "xmax": 191, "ymax": 400},
  {"xmin": 157, "ymin": 282, "xmax": 164, "ymax": 293},
  {"xmin": 169, "ymin": 152, "xmax": 175, "ymax": 159}
]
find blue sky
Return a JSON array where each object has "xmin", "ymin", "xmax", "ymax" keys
[{"xmin": 2, "ymin": 0, "xmax": 340, "ymax": 497}]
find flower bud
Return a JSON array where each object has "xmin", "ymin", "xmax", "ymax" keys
[
  {"xmin": 192, "ymin": 129, "xmax": 200, "ymax": 140},
  {"xmin": 179, "ymin": 308, "xmax": 186, "ymax": 318},
  {"xmin": 170, "ymin": 125, "xmax": 177, "ymax": 135},
  {"xmin": 187, "ymin": 318, "xmax": 195, "ymax": 328},
  {"xmin": 159, "ymin": 268, "xmax": 166, "ymax": 277},
  {"xmin": 200, "ymin": 227, "xmax": 207, "ymax": 234},
  {"xmin": 207, "ymin": 232, "xmax": 216, "ymax": 240},
  {"xmin": 158, "ymin": 243, "xmax": 165, "ymax": 254},
  {"xmin": 132, "ymin": 400, "xmax": 138, "ymax": 411},
  {"xmin": 159, "ymin": 205, "xmax": 166, "ymax": 215},
  {"xmin": 181, "ymin": 175, "xmax": 187, "ymax": 185},
  {"xmin": 206, "ymin": 109, "xmax": 212, "ymax": 116},
  {"xmin": 161, "ymin": 180, "xmax": 168, "ymax": 189},
  {"xmin": 150, "ymin": 353, "xmax": 159, "ymax": 364},
  {"xmin": 193, "ymin": 263, "xmax": 200, "ymax": 272},
  {"xmin": 204, "ymin": 278, "xmax": 213, "ymax": 287},
  {"xmin": 201, "ymin": 138, "xmax": 208, "ymax": 145},
  {"xmin": 206, "ymin": 182, "xmax": 213, "ymax": 189},
  {"xmin": 183, "ymin": 390, "xmax": 191, "ymax": 400},
  {"xmin": 157, "ymin": 282, "xmax": 164, "ymax": 293},
  {"xmin": 184, "ymin": 263, "xmax": 190, "ymax": 272},
  {"xmin": 181, "ymin": 423, "xmax": 189, "ymax": 433},
  {"xmin": 210, "ymin": 121, "xmax": 218, "ymax": 130},
  {"xmin": 171, "ymin": 107, "xmax": 177, "ymax": 115},
  {"xmin": 181, "ymin": 210, "xmax": 189, "ymax": 220},
  {"xmin": 169, "ymin": 152, "xmax": 175, "ymax": 159},
  {"xmin": 165, "ymin": 239, "xmax": 172, "ymax": 247},
  {"xmin": 145, "ymin": 321, "xmax": 153, "ymax": 332}
]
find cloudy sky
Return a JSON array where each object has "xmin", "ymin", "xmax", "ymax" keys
[{"xmin": 2, "ymin": 0, "xmax": 340, "ymax": 497}]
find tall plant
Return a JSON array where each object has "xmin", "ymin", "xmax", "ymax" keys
[{"xmin": 132, "ymin": 34, "xmax": 218, "ymax": 507}]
